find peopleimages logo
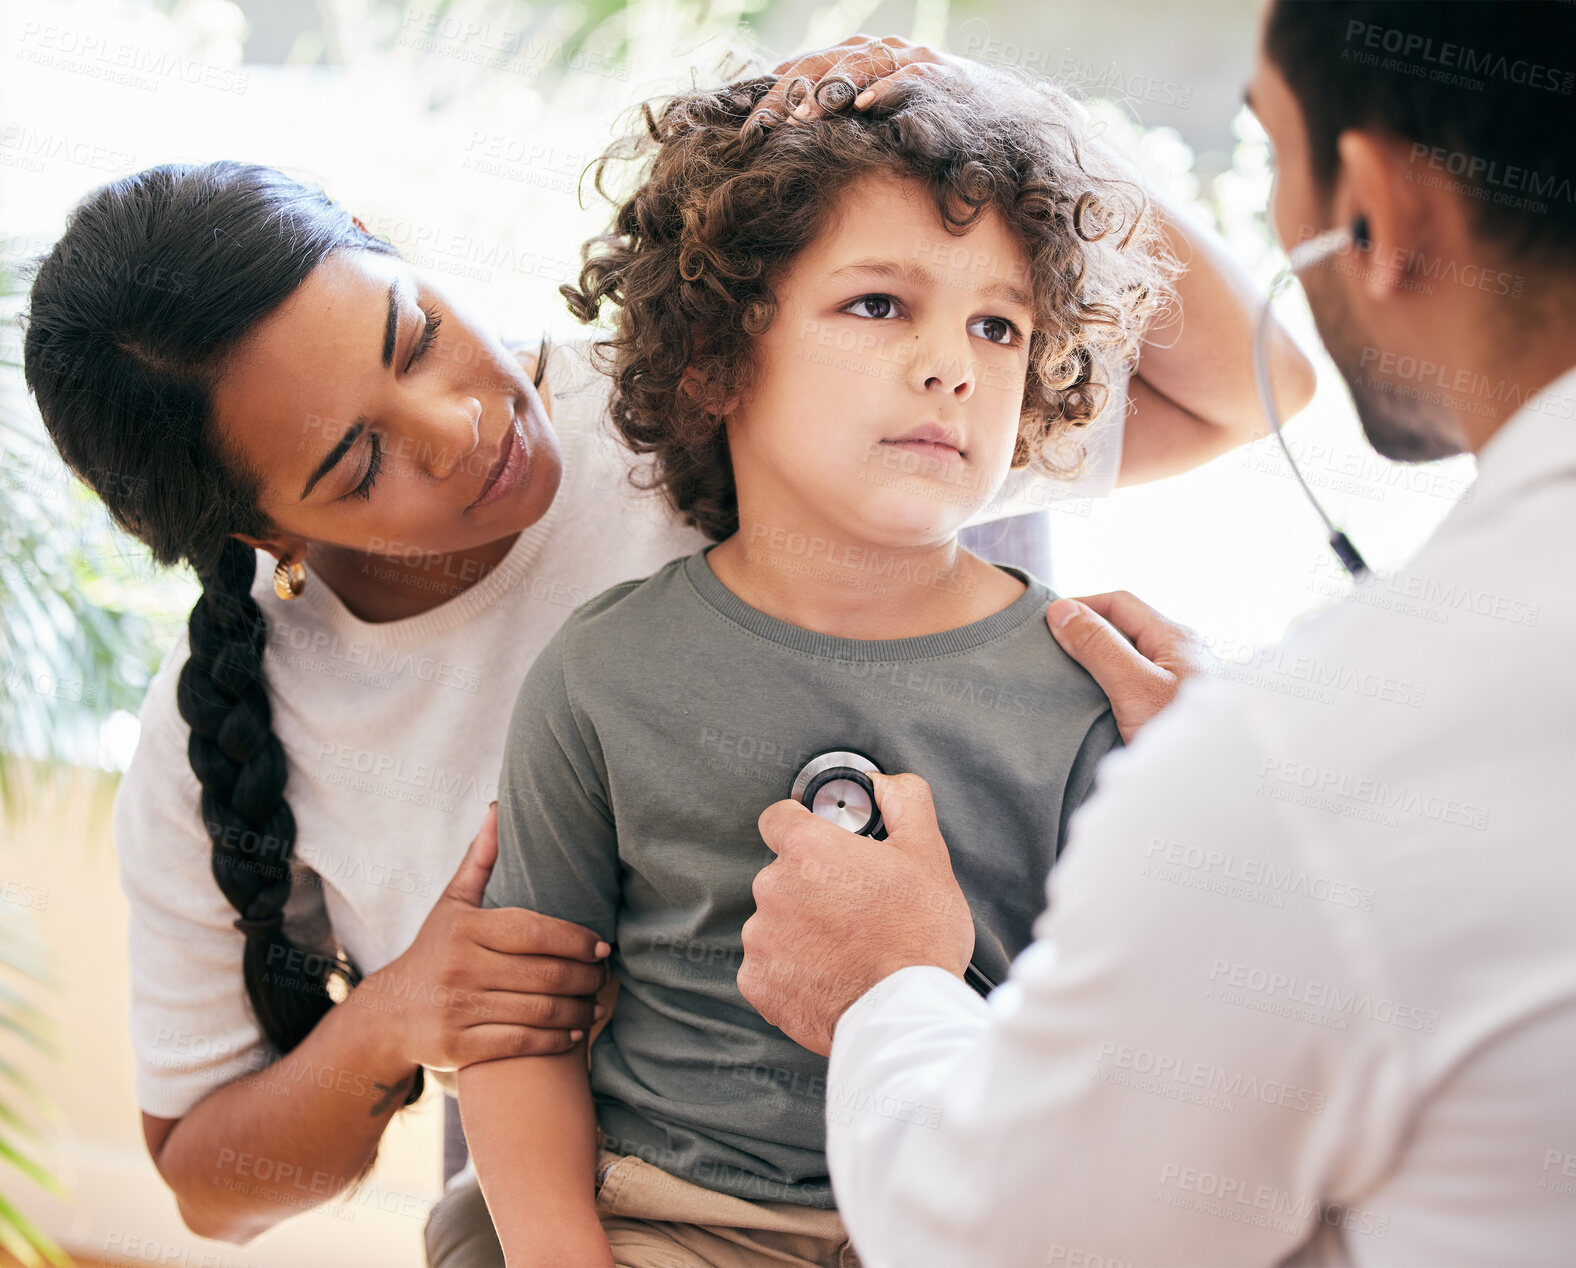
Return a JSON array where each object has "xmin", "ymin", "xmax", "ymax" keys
[
  {"xmin": 1144, "ymin": 836, "xmax": 1378, "ymax": 910},
  {"xmin": 1095, "ymin": 1040, "xmax": 1327, "ymax": 1115},
  {"xmin": 1207, "ymin": 958, "xmax": 1440, "ymax": 1034},
  {"xmin": 1343, "ymin": 19, "xmax": 1575, "ymax": 94},
  {"xmin": 1260, "ymin": 757, "xmax": 1491, "ymax": 831}
]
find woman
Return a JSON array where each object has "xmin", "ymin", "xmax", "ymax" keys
[{"xmin": 20, "ymin": 37, "xmax": 1312, "ymax": 1263}]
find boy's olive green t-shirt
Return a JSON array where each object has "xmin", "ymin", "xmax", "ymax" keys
[{"xmin": 486, "ymin": 546, "xmax": 1119, "ymax": 1209}]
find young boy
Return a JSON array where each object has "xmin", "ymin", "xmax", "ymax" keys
[{"xmin": 461, "ymin": 68, "xmax": 1170, "ymax": 1268}]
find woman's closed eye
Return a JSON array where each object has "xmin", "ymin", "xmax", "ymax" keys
[
  {"xmin": 342, "ymin": 431, "xmax": 383, "ymax": 502},
  {"xmin": 410, "ymin": 302, "xmax": 444, "ymax": 368}
]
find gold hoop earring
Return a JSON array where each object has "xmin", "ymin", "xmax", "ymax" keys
[{"xmin": 273, "ymin": 558, "xmax": 307, "ymax": 600}]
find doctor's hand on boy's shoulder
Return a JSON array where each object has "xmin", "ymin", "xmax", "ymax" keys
[
  {"xmin": 740, "ymin": 773, "xmax": 974, "ymax": 1056},
  {"xmin": 1047, "ymin": 591, "xmax": 1214, "ymax": 745},
  {"xmin": 360, "ymin": 803, "xmax": 611, "ymax": 1086}
]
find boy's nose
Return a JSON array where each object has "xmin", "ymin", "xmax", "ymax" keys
[{"xmin": 915, "ymin": 348, "xmax": 976, "ymax": 402}]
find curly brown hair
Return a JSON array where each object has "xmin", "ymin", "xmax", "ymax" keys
[{"xmin": 564, "ymin": 69, "xmax": 1176, "ymax": 541}]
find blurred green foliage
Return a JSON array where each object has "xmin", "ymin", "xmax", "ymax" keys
[{"xmin": 0, "ymin": 258, "xmax": 175, "ymax": 793}]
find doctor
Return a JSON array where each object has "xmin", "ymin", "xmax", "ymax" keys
[{"xmin": 738, "ymin": 2, "xmax": 1576, "ymax": 1264}]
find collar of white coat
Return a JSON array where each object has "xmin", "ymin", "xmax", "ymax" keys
[{"xmin": 1452, "ymin": 360, "xmax": 1576, "ymax": 521}]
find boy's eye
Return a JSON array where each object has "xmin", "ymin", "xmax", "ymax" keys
[
  {"xmin": 845, "ymin": 294, "xmax": 898, "ymax": 320},
  {"xmin": 969, "ymin": 315, "xmax": 1020, "ymax": 346}
]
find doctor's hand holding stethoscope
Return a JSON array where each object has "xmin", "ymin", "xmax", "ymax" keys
[
  {"xmin": 739, "ymin": 592, "xmax": 1209, "ymax": 1053},
  {"xmin": 741, "ymin": 770, "xmax": 978, "ymax": 1056}
]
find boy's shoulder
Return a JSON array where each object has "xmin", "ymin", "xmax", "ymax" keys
[
  {"xmin": 552, "ymin": 550, "xmax": 701, "ymax": 659},
  {"xmin": 513, "ymin": 553, "xmax": 701, "ymax": 724}
]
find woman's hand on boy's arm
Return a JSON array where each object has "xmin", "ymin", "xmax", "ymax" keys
[{"xmin": 364, "ymin": 804, "xmax": 609, "ymax": 1083}]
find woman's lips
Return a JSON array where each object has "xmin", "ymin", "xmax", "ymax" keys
[{"xmin": 468, "ymin": 418, "xmax": 529, "ymax": 511}]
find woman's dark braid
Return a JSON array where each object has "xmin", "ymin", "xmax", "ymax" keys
[{"xmin": 176, "ymin": 538, "xmax": 421, "ymax": 1104}]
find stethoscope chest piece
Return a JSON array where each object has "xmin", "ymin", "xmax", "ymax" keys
[{"xmin": 791, "ymin": 750, "xmax": 885, "ymax": 838}]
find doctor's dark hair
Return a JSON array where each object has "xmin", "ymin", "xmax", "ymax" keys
[
  {"xmin": 564, "ymin": 71, "xmax": 1173, "ymax": 542},
  {"xmin": 20, "ymin": 161, "xmax": 422, "ymax": 1100},
  {"xmin": 1265, "ymin": 0, "xmax": 1576, "ymax": 267}
]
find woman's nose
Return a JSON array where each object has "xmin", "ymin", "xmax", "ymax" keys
[{"xmin": 414, "ymin": 394, "xmax": 483, "ymax": 480}]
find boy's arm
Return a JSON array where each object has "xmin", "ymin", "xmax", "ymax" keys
[
  {"xmin": 466, "ymin": 628, "xmax": 624, "ymax": 1266},
  {"xmin": 1117, "ymin": 196, "xmax": 1317, "ymax": 487},
  {"xmin": 459, "ymin": 1051, "xmax": 612, "ymax": 1268}
]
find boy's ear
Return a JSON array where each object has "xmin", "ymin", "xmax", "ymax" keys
[{"xmin": 679, "ymin": 365, "xmax": 736, "ymax": 416}]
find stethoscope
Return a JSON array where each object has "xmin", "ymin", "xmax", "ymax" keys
[
  {"xmin": 1255, "ymin": 220, "xmax": 1371, "ymax": 580},
  {"xmin": 790, "ymin": 750, "xmax": 999, "ymax": 998}
]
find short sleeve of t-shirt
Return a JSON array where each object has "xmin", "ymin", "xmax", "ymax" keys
[{"xmin": 484, "ymin": 621, "xmax": 621, "ymax": 941}]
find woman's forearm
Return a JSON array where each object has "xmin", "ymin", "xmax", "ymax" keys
[
  {"xmin": 459, "ymin": 1047, "xmax": 610, "ymax": 1268},
  {"xmin": 143, "ymin": 974, "xmax": 418, "ymax": 1243}
]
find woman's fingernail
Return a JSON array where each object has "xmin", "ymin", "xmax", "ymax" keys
[
  {"xmin": 570, "ymin": 1029, "xmax": 585, "ymax": 1042},
  {"xmin": 595, "ymin": 941, "xmax": 612, "ymax": 958},
  {"xmin": 594, "ymin": 1004, "xmax": 608, "ymax": 1021},
  {"xmin": 854, "ymin": 89, "xmax": 874, "ymax": 108},
  {"xmin": 1049, "ymin": 599, "xmax": 1081, "ymax": 630}
]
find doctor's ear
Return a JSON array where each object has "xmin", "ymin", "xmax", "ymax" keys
[{"xmin": 1334, "ymin": 129, "xmax": 1471, "ymax": 302}]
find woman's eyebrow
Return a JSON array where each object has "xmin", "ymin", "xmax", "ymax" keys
[
  {"xmin": 381, "ymin": 278, "xmax": 402, "ymax": 367},
  {"xmin": 299, "ymin": 420, "xmax": 366, "ymax": 500}
]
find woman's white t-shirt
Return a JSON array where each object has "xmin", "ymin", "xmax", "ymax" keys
[{"xmin": 114, "ymin": 342, "xmax": 1127, "ymax": 1119}]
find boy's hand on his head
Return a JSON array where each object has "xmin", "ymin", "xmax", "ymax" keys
[
  {"xmin": 747, "ymin": 34, "xmax": 965, "ymax": 132},
  {"xmin": 1047, "ymin": 592, "xmax": 1215, "ymax": 744},
  {"xmin": 739, "ymin": 773, "xmax": 974, "ymax": 1056}
]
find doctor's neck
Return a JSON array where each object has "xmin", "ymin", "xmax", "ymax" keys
[
  {"xmin": 1451, "ymin": 281, "xmax": 1576, "ymax": 455},
  {"xmin": 1381, "ymin": 265, "xmax": 1576, "ymax": 459}
]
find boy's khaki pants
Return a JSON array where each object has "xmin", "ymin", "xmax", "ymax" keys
[{"xmin": 425, "ymin": 1145, "xmax": 862, "ymax": 1268}]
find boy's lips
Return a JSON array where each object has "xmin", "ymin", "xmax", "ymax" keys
[{"xmin": 880, "ymin": 422, "xmax": 965, "ymax": 459}]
